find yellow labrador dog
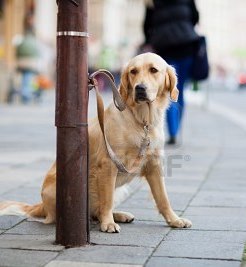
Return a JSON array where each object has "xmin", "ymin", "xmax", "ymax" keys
[{"xmin": 0, "ymin": 53, "xmax": 192, "ymax": 233}]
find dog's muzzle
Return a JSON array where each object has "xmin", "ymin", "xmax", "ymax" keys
[{"xmin": 135, "ymin": 84, "xmax": 149, "ymax": 102}]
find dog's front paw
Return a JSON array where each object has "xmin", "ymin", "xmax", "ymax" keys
[
  {"xmin": 113, "ymin": 211, "xmax": 135, "ymax": 223},
  {"xmin": 100, "ymin": 222, "xmax": 121, "ymax": 233},
  {"xmin": 169, "ymin": 217, "xmax": 192, "ymax": 228}
]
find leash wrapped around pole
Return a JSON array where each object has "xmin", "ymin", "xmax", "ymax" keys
[{"xmin": 88, "ymin": 70, "xmax": 150, "ymax": 174}]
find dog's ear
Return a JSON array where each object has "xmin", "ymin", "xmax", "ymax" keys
[
  {"xmin": 165, "ymin": 65, "xmax": 179, "ymax": 102},
  {"xmin": 119, "ymin": 67, "xmax": 129, "ymax": 101}
]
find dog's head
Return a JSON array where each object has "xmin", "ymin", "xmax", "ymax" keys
[{"xmin": 119, "ymin": 53, "xmax": 179, "ymax": 106}]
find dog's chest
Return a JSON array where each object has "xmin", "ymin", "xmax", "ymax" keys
[
  {"xmin": 112, "ymin": 125, "xmax": 164, "ymax": 188},
  {"xmin": 114, "ymin": 145, "xmax": 156, "ymax": 188},
  {"xmin": 115, "ymin": 172, "xmax": 136, "ymax": 188}
]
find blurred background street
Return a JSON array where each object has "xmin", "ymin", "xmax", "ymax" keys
[{"xmin": 0, "ymin": 0, "xmax": 246, "ymax": 103}]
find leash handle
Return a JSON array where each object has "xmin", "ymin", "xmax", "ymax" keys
[
  {"xmin": 88, "ymin": 70, "xmax": 150, "ymax": 174},
  {"xmin": 89, "ymin": 69, "xmax": 126, "ymax": 111}
]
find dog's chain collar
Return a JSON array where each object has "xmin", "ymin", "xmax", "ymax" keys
[
  {"xmin": 89, "ymin": 70, "xmax": 150, "ymax": 174},
  {"xmin": 144, "ymin": 124, "xmax": 149, "ymax": 136},
  {"xmin": 139, "ymin": 124, "xmax": 150, "ymax": 157}
]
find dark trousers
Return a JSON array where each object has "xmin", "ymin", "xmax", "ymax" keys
[{"xmin": 165, "ymin": 57, "xmax": 193, "ymax": 138}]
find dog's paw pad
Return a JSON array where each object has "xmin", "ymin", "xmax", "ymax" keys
[
  {"xmin": 100, "ymin": 222, "xmax": 121, "ymax": 233},
  {"xmin": 169, "ymin": 217, "xmax": 192, "ymax": 228}
]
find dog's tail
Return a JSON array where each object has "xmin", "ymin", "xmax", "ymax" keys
[{"xmin": 0, "ymin": 201, "xmax": 45, "ymax": 218}]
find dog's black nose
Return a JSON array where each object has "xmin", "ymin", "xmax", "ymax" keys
[
  {"xmin": 135, "ymin": 84, "xmax": 147, "ymax": 92},
  {"xmin": 135, "ymin": 84, "xmax": 148, "ymax": 102}
]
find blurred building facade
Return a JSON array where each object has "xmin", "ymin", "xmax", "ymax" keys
[
  {"xmin": 0, "ymin": 0, "xmax": 246, "ymax": 102},
  {"xmin": 197, "ymin": 0, "xmax": 246, "ymax": 76},
  {"xmin": 0, "ymin": 0, "xmax": 144, "ymax": 102},
  {"xmin": 0, "ymin": 0, "xmax": 27, "ymax": 101},
  {"xmin": 88, "ymin": 0, "xmax": 145, "ymax": 71}
]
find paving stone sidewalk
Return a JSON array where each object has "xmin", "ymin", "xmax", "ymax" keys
[{"xmin": 0, "ymin": 91, "xmax": 246, "ymax": 267}]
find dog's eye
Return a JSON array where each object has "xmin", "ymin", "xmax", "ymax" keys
[
  {"xmin": 130, "ymin": 69, "xmax": 138, "ymax": 75},
  {"xmin": 150, "ymin": 67, "xmax": 158, "ymax": 74}
]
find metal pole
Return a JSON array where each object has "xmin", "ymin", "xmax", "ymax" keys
[{"xmin": 55, "ymin": 0, "xmax": 89, "ymax": 247}]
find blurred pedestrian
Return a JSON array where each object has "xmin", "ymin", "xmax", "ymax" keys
[
  {"xmin": 143, "ymin": 0, "xmax": 200, "ymax": 144},
  {"xmin": 16, "ymin": 12, "xmax": 40, "ymax": 103}
]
